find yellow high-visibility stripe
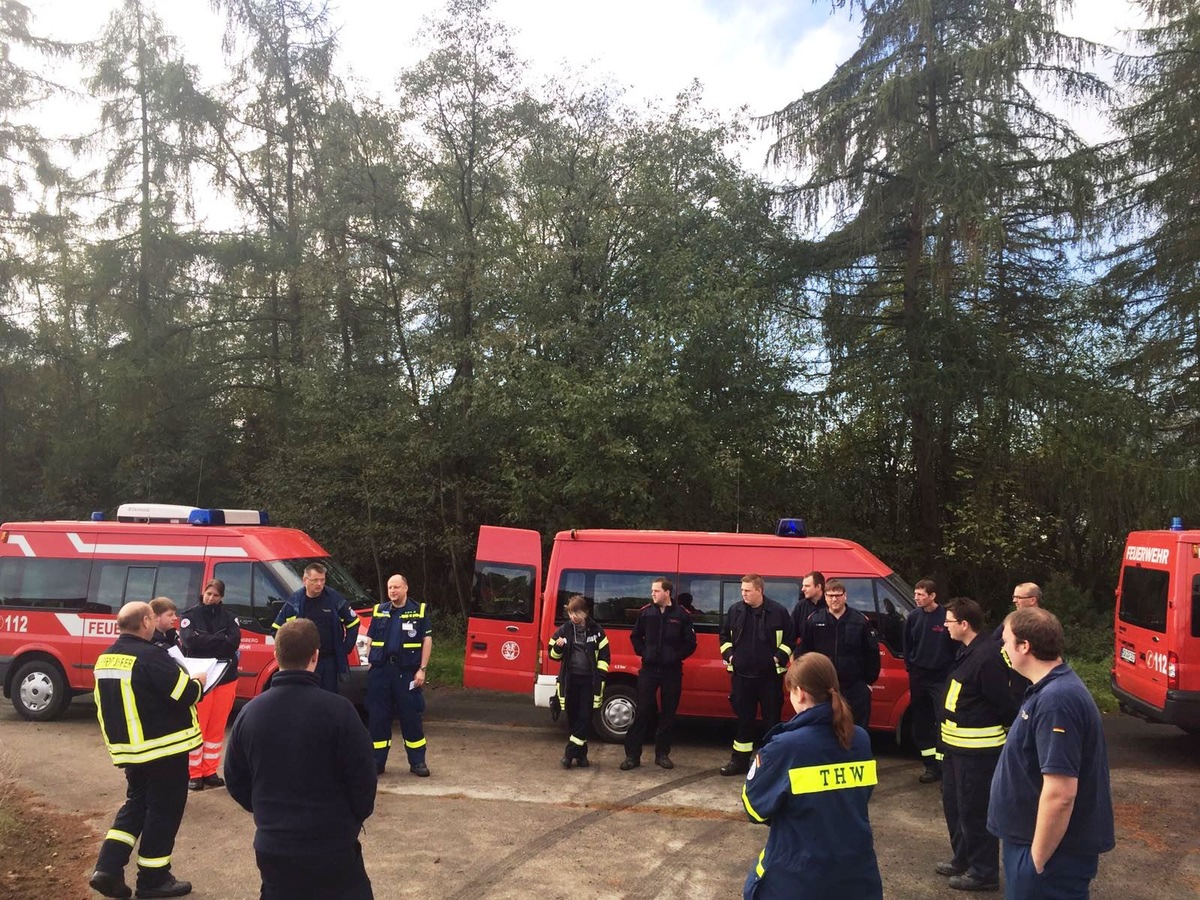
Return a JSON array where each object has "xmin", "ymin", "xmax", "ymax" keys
[
  {"xmin": 944, "ymin": 679, "xmax": 963, "ymax": 712},
  {"xmin": 106, "ymin": 829, "xmax": 136, "ymax": 846},
  {"xmin": 778, "ymin": 643, "xmax": 792, "ymax": 657},
  {"xmin": 569, "ymin": 735, "xmax": 586, "ymax": 746},
  {"xmin": 733, "ymin": 740, "xmax": 754, "ymax": 753},
  {"xmin": 402, "ymin": 642, "xmax": 422, "ymax": 649},
  {"xmin": 720, "ymin": 642, "xmax": 733, "ymax": 654},
  {"xmin": 169, "ymin": 669, "xmax": 191, "ymax": 701},
  {"xmin": 755, "ymin": 848, "xmax": 766, "ymax": 877},
  {"xmin": 742, "ymin": 786, "xmax": 767, "ymax": 823},
  {"xmin": 137, "ymin": 855, "xmax": 170, "ymax": 868},
  {"xmin": 404, "ymin": 738, "xmax": 427, "ymax": 749},
  {"xmin": 373, "ymin": 739, "xmax": 390, "ymax": 749},
  {"xmin": 598, "ymin": 637, "xmax": 609, "ymax": 650},
  {"xmin": 596, "ymin": 660, "xmax": 610, "ymax": 672},
  {"xmin": 371, "ymin": 641, "xmax": 384, "ymax": 647},
  {"xmin": 788, "ymin": 759, "xmax": 877, "ymax": 795},
  {"xmin": 940, "ymin": 721, "xmax": 1008, "ymax": 749}
]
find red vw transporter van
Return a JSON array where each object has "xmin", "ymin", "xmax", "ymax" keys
[
  {"xmin": 1112, "ymin": 524, "xmax": 1200, "ymax": 734},
  {"xmin": 465, "ymin": 523, "xmax": 917, "ymax": 742},
  {"xmin": 0, "ymin": 503, "xmax": 375, "ymax": 721}
]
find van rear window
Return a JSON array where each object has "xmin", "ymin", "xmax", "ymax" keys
[
  {"xmin": 470, "ymin": 563, "xmax": 536, "ymax": 623},
  {"xmin": 1119, "ymin": 566, "xmax": 1169, "ymax": 633}
]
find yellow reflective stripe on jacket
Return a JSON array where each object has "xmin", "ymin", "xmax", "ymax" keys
[
  {"xmin": 597, "ymin": 636, "xmax": 609, "ymax": 651},
  {"xmin": 940, "ymin": 721, "xmax": 1008, "ymax": 749},
  {"xmin": 402, "ymin": 642, "xmax": 423, "ymax": 649},
  {"xmin": 742, "ymin": 786, "xmax": 768, "ymax": 823},
  {"xmin": 720, "ymin": 641, "xmax": 733, "ymax": 654},
  {"xmin": 168, "ymin": 669, "xmax": 191, "ymax": 701},
  {"xmin": 788, "ymin": 760, "xmax": 878, "ymax": 794},
  {"xmin": 755, "ymin": 848, "xmax": 766, "ymax": 877},
  {"xmin": 596, "ymin": 659, "xmax": 610, "ymax": 672},
  {"xmin": 944, "ymin": 679, "xmax": 963, "ymax": 713}
]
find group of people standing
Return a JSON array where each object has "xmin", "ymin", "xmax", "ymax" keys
[
  {"xmin": 555, "ymin": 574, "xmax": 1114, "ymax": 900},
  {"xmin": 89, "ymin": 564, "xmax": 431, "ymax": 900}
]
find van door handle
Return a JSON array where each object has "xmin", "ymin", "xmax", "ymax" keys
[
  {"xmin": 1151, "ymin": 636, "xmax": 1160, "ymax": 642},
  {"xmin": 506, "ymin": 625, "xmax": 519, "ymax": 633},
  {"xmin": 472, "ymin": 642, "xmax": 487, "ymax": 651}
]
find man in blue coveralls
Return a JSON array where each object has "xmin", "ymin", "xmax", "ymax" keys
[
  {"xmin": 988, "ymin": 607, "xmax": 1114, "ymax": 899},
  {"xmin": 365, "ymin": 574, "xmax": 432, "ymax": 777}
]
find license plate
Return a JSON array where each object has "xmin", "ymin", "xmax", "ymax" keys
[{"xmin": 1120, "ymin": 646, "xmax": 1136, "ymax": 665}]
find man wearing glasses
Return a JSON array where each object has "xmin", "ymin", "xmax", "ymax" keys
[
  {"xmin": 794, "ymin": 577, "xmax": 880, "ymax": 728},
  {"xmin": 936, "ymin": 598, "xmax": 1018, "ymax": 893},
  {"xmin": 995, "ymin": 583, "xmax": 1042, "ymax": 696},
  {"xmin": 988, "ymin": 608, "xmax": 1114, "ymax": 900}
]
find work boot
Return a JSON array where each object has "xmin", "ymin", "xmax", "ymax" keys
[
  {"xmin": 202, "ymin": 774, "xmax": 224, "ymax": 788},
  {"xmin": 720, "ymin": 758, "xmax": 749, "ymax": 776},
  {"xmin": 135, "ymin": 875, "xmax": 192, "ymax": 898},
  {"xmin": 89, "ymin": 870, "xmax": 132, "ymax": 899},
  {"xmin": 619, "ymin": 757, "xmax": 640, "ymax": 770},
  {"xmin": 936, "ymin": 862, "xmax": 966, "ymax": 877},
  {"xmin": 655, "ymin": 754, "xmax": 674, "ymax": 770},
  {"xmin": 948, "ymin": 874, "xmax": 999, "ymax": 892},
  {"xmin": 918, "ymin": 764, "xmax": 942, "ymax": 784},
  {"xmin": 560, "ymin": 755, "xmax": 572, "ymax": 769},
  {"xmin": 575, "ymin": 755, "xmax": 590, "ymax": 768},
  {"xmin": 410, "ymin": 763, "xmax": 431, "ymax": 777},
  {"xmin": 186, "ymin": 778, "xmax": 204, "ymax": 792}
]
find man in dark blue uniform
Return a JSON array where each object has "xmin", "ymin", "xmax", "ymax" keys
[
  {"xmin": 621, "ymin": 577, "xmax": 697, "ymax": 770},
  {"xmin": 987, "ymin": 608, "xmax": 1114, "ymax": 900},
  {"xmin": 795, "ymin": 577, "xmax": 880, "ymax": 729},
  {"xmin": 273, "ymin": 562, "xmax": 360, "ymax": 692},
  {"xmin": 364, "ymin": 574, "xmax": 432, "ymax": 777},
  {"xmin": 225, "ymin": 619, "xmax": 377, "ymax": 900},
  {"xmin": 904, "ymin": 578, "xmax": 956, "ymax": 783}
]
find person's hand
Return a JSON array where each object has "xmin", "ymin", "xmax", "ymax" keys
[
  {"xmin": 414, "ymin": 669, "xmax": 427, "ymax": 688},
  {"xmin": 193, "ymin": 671, "xmax": 208, "ymax": 688},
  {"xmin": 555, "ymin": 637, "xmax": 566, "ymax": 647}
]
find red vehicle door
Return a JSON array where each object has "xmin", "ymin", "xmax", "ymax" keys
[
  {"xmin": 464, "ymin": 526, "xmax": 542, "ymax": 694},
  {"xmin": 1113, "ymin": 538, "xmax": 1175, "ymax": 714}
]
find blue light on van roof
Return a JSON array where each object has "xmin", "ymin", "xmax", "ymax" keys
[
  {"xmin": 776, "ymin": 518, "xmax": 807, "ymax": 538},
  {"xmin": 1170, "ymin": 516, "xmax": 1185, "ymax": 531},
  {"xmin": 188, "ymin": 509, "xmax": 215, "ymax": 525},
  {"xmin": 91, "ymin": 511, "xmax": 105, "ymax": 521}
]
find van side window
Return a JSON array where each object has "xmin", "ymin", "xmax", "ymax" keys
[
  {"xmin": 213, "ymin": 562, "xmax": 287, "ymax": 632},
  {"xmin": 471, "ymin": 563, "xmax": 536, "ymax": 623},
  {"xmin": 0, "ymin": 558, "xmax": 91, "ymax": 610},
  {"xmin": 88, "ymin": 560, "xmax": 204, "ymax": 613},
  {"xmin": 556, "ymin": 570, "xmax": 654, "ymax": 628},
  {"xmin": 1119, "ymin": 566, "xmax": 1169, "ymax": 633},
  {"xmin": 675, "ymin": 577, "xmax": 722, "ymax": 632}
]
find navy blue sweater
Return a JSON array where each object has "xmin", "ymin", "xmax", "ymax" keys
[{"xmin": 224, "ymin": 669, "xmax": 376, "ymax": 853}]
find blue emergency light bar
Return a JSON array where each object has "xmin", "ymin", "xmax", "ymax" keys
[
  {"xmin": 115, "ymin": 503, "xmax": 269, "ymax": 525},
  {"xmin": 1170, "ymin": 516, "xmax": 1185, "ymax": 531},
  {"xmin": 187, "ymin": 508, "xmax": 270, "ymax": 526},
  {"xmin": 775, "ymin": 518, "xmax": 807, "ymax": 538}
]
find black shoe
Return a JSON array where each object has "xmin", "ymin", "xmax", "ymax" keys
[
  {"xmin": 720, "ymin": 759, "xmax": 749, "ymax": 776},
  {"xmin": 560, "ymin": 755, "xmax": 573, "ymax": 769},
  {"xmin": 575, "ymin": 756, "xmax": 590, "ymax": 768},
  {"xmin": 186, "ymin": 778, "xmax": 204, "ymax": 791},
  {"xmin": 202, "ymin": 774, "xmax": 224, "ymax": 788},
  {"xmin": 135, "ymin": 876, "xmax": 192, "ymax": 898},
  {"xmin": 89, "ymin": 870, "xmax": 132, "ymax": 899},
  {"xmin": 918, "ymin": 765, "xmax": 942, "ymax": 784},
  {"xmin": 948, "ymin": 874, "xmax": 999, "ymax": 892},
  {"xmin": 655, "ymin": 755, "xmax": 674, "ymax": 770},
  {"xmin": 936, "ymin": 862, "xmax": 966, "ymax": 877},
  {"xmin": 410, "ymin": 763, "xmax": 430, "ymax": 777},
  {"xmin": 619, "ymin": 757, "xmax": 640, "ymax": 770}
]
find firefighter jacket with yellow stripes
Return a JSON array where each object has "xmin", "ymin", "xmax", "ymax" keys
[
  {"xmin": 938, "ymin": 634, "xmax": 1019, "ymax": 756},
  {"xmin": 93, "ymin": 633, "xmax": 203, "ymax": 767},
  {"xmin": 740, "ymin": 703, "xmax": 882, "ymax": 900},
  {"xmin": 547, "ymin": 617, "xmax": 610, "ymax": 707},
  {"xmin": 720, "ymin": 598, "xmax": 793, "ymax": 676},
  {"xmin": 366, "ymin": 598, "xmax": 431, "ymax": 670}
]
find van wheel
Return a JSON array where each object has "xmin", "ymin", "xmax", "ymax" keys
[
  {"xmin": 594, "ymin": 684, "xmax": 636, "ymax": 743},
  {"xmin": 11, "ymin": 659, "xmax": 70, "ymax": 721}
]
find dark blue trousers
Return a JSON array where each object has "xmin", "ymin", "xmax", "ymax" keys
[
  {"xmin": 94, "ymin": 752, "xmax": 189, "ymax": 891},
  {"xmin": 1002, "ymin": 841, "xmax": 1099, "ymax": 900},
  {"xmin": 366, "ymin": 665, "xmax": 426, "ymax": 770}
]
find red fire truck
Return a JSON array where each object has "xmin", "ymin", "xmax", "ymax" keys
[
  {"xmin": 465, "ymin": 523, "xmax": 918, "ymax": 742},
  {"xmin": 0, "ymin": 503, "xmax": 374, "ymax": 720}
]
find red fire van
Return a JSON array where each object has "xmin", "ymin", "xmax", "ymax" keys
[
  {"xmin": 0, "ymin": 503, "xmax": 375, "ymax": 720},
  {"xmin": 1111, "ymin": 525, "xmax": 1200, "ymax": 734},
  {"xmin": 465, "ymin": 524, "xmax": 917, "ymax": 742}
]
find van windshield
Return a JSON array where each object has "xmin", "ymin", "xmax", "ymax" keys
[{"xmin": 268, "ymin": 558, "xmax": 376, "ymax": 611}]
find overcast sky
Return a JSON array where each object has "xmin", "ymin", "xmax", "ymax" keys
[{"xmin": 32, "ymin": 0, "xmax": 1146, "ymax": 180}]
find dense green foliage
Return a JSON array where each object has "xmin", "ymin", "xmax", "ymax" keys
[{"xmin": 0, "ymin": 0, "xmax": 1196, "ymax": 643}]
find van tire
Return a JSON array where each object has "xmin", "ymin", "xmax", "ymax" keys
[
  {"xmin": 11, "ymin": 658, "xmax": 70, "ymax": 721},
  {"xmin": 594, "ymin": 683, "xmax": 637, "ymax": 743}
]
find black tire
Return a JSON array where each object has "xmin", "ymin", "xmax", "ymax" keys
[
  {"xmin": 593, "ymin": 682, "xmax": 636, "ymax": 743},
  {"xmin": 11, "ymin": 658, "xmax": 70, "ymax": 721}
]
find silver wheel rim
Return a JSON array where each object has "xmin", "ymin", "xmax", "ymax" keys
[{"xmin": 18, "ymin": 670, "xmax": 55, "ymax": 714}]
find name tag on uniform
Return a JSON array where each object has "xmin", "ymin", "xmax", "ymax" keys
[{"xmin": 788, "ymin": 760, "xmax": 878, "ymax": 794}]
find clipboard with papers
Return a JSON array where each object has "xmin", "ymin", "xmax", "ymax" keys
[{"xmin": 166, "ymin": 646, "xmax": 231, "ymax": 695}]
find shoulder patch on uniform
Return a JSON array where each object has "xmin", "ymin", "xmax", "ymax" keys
[{"xmin": 179, "ymin": 618, "xmax": 190, "ymax": 629}]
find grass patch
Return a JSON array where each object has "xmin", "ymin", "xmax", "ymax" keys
[
  {"xmin": 427, "ymin": 609, "xmax": 466, "ymax": 687},
  {"xmin": 1071, "ymin": 655, "xmax": 1119, "ymax": 714}
]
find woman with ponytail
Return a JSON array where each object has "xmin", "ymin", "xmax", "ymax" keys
[{"xmin": 740, "ymin": 652, "xmax": 883, "ymax": 899}]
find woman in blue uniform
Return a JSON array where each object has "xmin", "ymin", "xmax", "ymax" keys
[{"xmin": 741, "ymin": 652, "xmax": 883, "ymax": 900}]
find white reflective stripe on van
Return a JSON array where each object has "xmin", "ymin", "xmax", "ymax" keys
[
  {"xmin": 66, "ymin": 533, "xmax": 248, "ymax": 557},
  {"xmin": 8, "ymin": 535, "xmax": 34, "ymax": 557}
]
